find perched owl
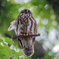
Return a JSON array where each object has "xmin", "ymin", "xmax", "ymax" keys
[{"xmin": 8, "ymin": 9, "xmax": 37, "ymax": 57}]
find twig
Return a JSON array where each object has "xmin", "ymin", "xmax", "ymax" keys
[{"xmin": 12, "ymin": 34, "xmax": 40, "ymax": 40}]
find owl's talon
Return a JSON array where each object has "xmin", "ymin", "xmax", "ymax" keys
[
  {"xmin": 23, "ymin": 34, "xmax": 25, "ymax": 36},
  {"xmin": 21, "ymin": 38, "xmax": 22, "ymax": 39},
  {"xmin": 26, "ymin": 34, "xmax": 28, "ymax": 36},
  {"xmin": 20, "ymin": 34, "xmax": 22, "ymax": 35},
  {"xmin": 29, "ymin": 37, "xmax": 31, "ymax": 39},
  {"xmin": 29, "ymin": 34, "xmax": 31, "ymax": 35}
]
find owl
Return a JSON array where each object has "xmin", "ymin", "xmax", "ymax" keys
[{"xmin": 8, "ymin": 9, "xmax": 37, "ymax": 57}]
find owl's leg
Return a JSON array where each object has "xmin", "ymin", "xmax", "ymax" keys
[{"xmin": 18, "ymin": 38, "xmax": 23, "ymax": 48}]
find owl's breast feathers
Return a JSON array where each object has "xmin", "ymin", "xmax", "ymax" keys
[
  {"xmin": 8, "ymin": 11, "xmax": 37, "ymax": 57},
  {"xmin": 8, "ymin": 13, "xmax": 37, "ymax": 35}
]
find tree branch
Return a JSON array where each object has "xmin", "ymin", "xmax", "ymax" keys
[{"xmin": 12, "ymin": 34, "xmax": 40, "ymax": 40}]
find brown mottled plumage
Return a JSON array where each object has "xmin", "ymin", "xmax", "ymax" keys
[{"xmin": 8, "ymin": 9, "xmax": 37, "ymax": 57}]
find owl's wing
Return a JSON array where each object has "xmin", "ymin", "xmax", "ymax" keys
[
  {"xmin": 32, "ymin": 19, "xmax": 37, "ymax": 45},
  {"xmin": 8, "ymin": 20, "xmax": 17, "ymax": 31}
]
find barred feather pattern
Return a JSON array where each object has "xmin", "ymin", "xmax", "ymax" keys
[
  {"xmin": 8, "ymin": 9, "xmax": 37, "ymax": 57},
  {"xmin": 16, "ymin": 13, "xmax": 37, "ymax": 35}
]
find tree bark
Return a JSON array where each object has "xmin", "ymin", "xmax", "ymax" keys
[{"xmin": 47, "ymin": 0, "xmax": 59, "ymax": 23}]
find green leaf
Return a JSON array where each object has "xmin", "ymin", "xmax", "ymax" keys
[
  {"xmin": 15, "ymin": 49, "xmax": 24, "ymax": 57},
  {"xmin": 5, "ymin": 46, "xmax": 12, "ymax": 57},
  {"xmin": 0, "ymin": 46, "xmax": 12, "ymax": 58},
  {"xmin": 5, "ymin": 37, "xmax": 13, "ymax": 44},
  {"xmin": 20, "ymin": 57, "xmax": 24, "ymax": 59},
  {"xmin": 0, "ymin": 43, "xmax": 12, "ymax": 58},
  {"xmin": 11, "ymin": 49, "xmax": 16, "ymax": 55},
  {"xmin": 0, "ymin": 38, "xmax": 3, "ymax": 42},
  {"xmin": 13, "ymin": 57, "xmax": 18, "ymax": 59},
  {"xmin": 0, "ymin": 57, "xmax": 2, "ymax": 59},
  {"xmin": 0, "ymin": 45, "xmax": 4, "ymax": 49}
]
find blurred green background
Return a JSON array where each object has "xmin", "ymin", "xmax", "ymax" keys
[{"xmin": 0, "ymin": 0, "xmax": 59, "ymax": 59}]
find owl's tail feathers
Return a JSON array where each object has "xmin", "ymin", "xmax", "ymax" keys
[
  {"xmin": 18, "ymin": 38, "xmax": 34, "ymax": 57},
  {"xmin": 23, "ymin": 47, "xmax": 34, "ymax": 58}
]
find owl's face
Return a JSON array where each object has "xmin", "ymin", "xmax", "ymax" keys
[{"xmin": 20, "ymin": 9, "xmax": 32, "ymax": 14}]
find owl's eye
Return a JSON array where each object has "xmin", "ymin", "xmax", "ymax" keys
[
  {"xmin": 28, "ymin": 10, "xmax": 32, "ymax": 14},
  {"xmin": 25, "ymin": 9, "xmax": 27, "ymax": 12}
]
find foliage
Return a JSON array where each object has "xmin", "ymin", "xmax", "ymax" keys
[
  {"xmin": 0, "ymin": 38, "xmax": 25, "ymax": 59},
  {"xmin": 0, "ymin": 0, "xmax": 59, "ymax": 59}
]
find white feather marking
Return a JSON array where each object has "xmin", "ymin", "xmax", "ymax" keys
[
  {"xmin": 20, "ymin": 13, "xmax": 22, "ymax": 15},
  {"xmin": 28, "ymin": 14, "xmax": 29, "ymax": 16},
  {"xmin": 31, "ymin": 16, "xmax": 35, "ymax": 34},
  {"xmin": 28, "ymin": 39, "xmax": 32, "ymax": 48},
  {"xmin": 17, "ymin": 20, "xmax": 23, "ymax": 35},
  {"xmin": 30, "ymin": 15, "xmax": 35, "ymax": 34},
  {"xmin": 21, "ymin": 38, "xmax": 32, "ymax": 48},
  {"xmin": 21, "ymin": 14, "xmax": 28, "ymax": 18},
  {"xmin": 21, "ymin": 39, "xmax": 28, "ymax": 48},
  {"xmin": 21, "ymin": 14, "xmax": 24, "ymax": 18},
  {"xmin": 27, "ymin": 18, "xmax": 31, "ymax": 33}
]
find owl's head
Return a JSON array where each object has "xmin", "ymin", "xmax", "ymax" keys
[{"xmin": 20, "ymin": 9, "xmax": 32, "ymax": 14}]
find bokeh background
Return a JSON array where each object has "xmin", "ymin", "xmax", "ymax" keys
[{"xmin": 0, "ymin": 0, "xmax": 59, "ymax": 59}]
